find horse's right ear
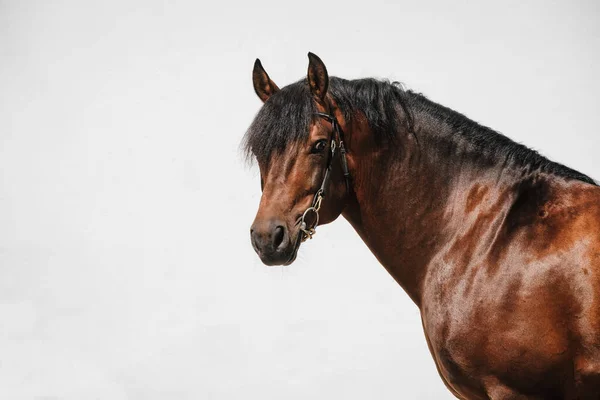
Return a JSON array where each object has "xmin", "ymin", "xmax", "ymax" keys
[{"xmin": 252, "ymin": 59, "xmax": 279, "ymax": 103}]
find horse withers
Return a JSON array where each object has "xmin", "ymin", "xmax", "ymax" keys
[{"xmin": 243, "ymin": 53, "xmax": 600, "ymax": 399}]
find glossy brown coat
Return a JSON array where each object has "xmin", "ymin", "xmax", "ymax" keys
[{"xmin": 245, "ymin": 54, "xmax": 600, "ymax": 399}]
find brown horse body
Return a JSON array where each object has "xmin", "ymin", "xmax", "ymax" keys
[{"xmin": 245, "ymin": 54, "xmax": 600, "ymax": 399}]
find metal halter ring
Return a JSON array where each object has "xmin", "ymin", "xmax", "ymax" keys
[{"xmin": 299, "ymin": 189, "xmax": 324, "ymax": 242}]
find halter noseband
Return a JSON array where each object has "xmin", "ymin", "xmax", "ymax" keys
[{"xmin": 299, "ymin": 112, "xmax": 351, "ymax": 242}]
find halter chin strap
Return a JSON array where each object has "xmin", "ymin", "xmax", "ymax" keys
[{"xmin": 299, "ymin": 112, "xmax": 351, "ymax": 242}]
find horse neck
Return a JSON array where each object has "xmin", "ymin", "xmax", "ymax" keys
[{"xmin": 340, "ymin": 116, "xmax": 520, "ymax": 306}]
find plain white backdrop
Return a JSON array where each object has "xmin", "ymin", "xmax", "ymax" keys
[{"xmin": 1, "ymin": 1, "xmax": 598, "ymax": 399}]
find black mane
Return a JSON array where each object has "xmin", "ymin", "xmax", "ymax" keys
[{"xmin": 243, "ymin": 78, "xmax": 596, "ymax": 185}]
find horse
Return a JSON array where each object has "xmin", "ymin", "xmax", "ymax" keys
[{"xmin": 243, "ymin": 52, "xmax": 600, "ymax": 399}]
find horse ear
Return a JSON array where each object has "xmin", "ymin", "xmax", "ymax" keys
[
  {"xmin": 252, "ymin": 59, "xmax": 279, "ymax": 103},
  {"xmin": 307, "ymin": 52, "xmax": 329, "ymax": 102}
]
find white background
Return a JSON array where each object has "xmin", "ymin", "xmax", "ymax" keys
[{"xmin": 1, "ymin": 1, "xmax": 598, "ymax": 399}]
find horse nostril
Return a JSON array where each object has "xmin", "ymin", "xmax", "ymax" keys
[{"xmin": 273, "ymin": 225, "xmax": 285, "ymax": 249}]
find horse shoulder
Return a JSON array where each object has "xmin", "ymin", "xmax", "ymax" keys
[{"xmin": 420, "ymin": 179, "xmax": 600, "ymax": 398}]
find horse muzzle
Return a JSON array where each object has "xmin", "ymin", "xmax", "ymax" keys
[{"xmin": 250, "ymin": 218, "xmax": 299, "ymax": 266}]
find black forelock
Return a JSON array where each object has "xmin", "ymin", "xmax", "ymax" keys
[{"xmin": 243, "ymin": 79, "xmax": 316, "ymax": 165}]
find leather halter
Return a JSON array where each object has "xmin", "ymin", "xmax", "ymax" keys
[{"xmin": 299, "ymin": 112, "xmax": 351, "ymax": 242}]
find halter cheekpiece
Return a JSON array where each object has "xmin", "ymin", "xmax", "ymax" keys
[{"xmin": 299, "ymin": 112, "xmax": 351, "ymax": 242}]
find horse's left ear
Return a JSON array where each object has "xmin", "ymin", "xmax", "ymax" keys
[{"xmin": 307, "ymin": 52, "xmax": 329, "ymax": 102}]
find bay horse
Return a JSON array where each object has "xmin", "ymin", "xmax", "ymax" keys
[{"xmin": 243, "ymin": 53, "xmax": 600, "ymax": 399}]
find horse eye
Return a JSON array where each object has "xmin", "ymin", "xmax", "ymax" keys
[{"xmin": 312, "ymin": 140, "xmax": 327, "ymax": 153}]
